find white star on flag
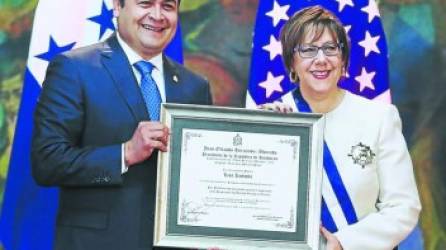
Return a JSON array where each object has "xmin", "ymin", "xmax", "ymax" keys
[
  {"xmin": 361, "ymin": 0, "xmax": 380, "ymax": 23},
  {"xmin": 266, "ymin": 0, "xmax": 290, "ymax": 27},
  {"xmin": 336, "ymin": 0, "xmax": 354, "ymax": 12},
  {"xmin": 358, "ymin": 31, "xmax": 380, "ymax": 56},
  {"xmin": 259, "ymin": 72, "xmax": 284, "ymax": 98},
  {"xmin": 355, "ymin": 67, "xmax": 376, "ymax": 91},
  {"xmin": 262, "ymin": 35, "xmax": 282, "ymax": 60},
  {"xmin": 344, "ymin": 25, "xmax": 352, "ymax": 35}
]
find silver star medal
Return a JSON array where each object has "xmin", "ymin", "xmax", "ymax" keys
[{"xmin": 348, "ymin": 142, "xmax": 375, "ymax": 168}]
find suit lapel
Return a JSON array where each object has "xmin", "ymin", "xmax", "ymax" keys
[
  {"xmin": 100, "ymin": 34, "xmax": 149, "ymax": 122},
  {"xmin": 163, "ymin": 56, "xmax": 182, "ymax": 103}
]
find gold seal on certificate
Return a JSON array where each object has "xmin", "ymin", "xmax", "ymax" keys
[{"xmin": 154, "ymin": 104, "xmax": 324, "ymax": 250}]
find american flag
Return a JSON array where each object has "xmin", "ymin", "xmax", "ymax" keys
[
  {"xmin": 0, "ymin": 0, "xmax": 182, "ymax": 249},
  {"xmin": 246, "ymin": 0, "xmax": 390, "ymax": 106}
]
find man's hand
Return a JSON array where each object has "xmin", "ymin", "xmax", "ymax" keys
[
  {"xmin": 321, "ymin": 226, "xmax": 342, "ymax": 250},
  {"xmin": 124, "ymin": 121, "xmax": 170, "ymax": 166}
]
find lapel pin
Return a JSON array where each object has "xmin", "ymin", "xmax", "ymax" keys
[{"xmin": 173, "ymin": 75, "xmax": 179, "ymax": 83}]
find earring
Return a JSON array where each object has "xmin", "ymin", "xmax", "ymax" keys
[{"xmin": 289, "ymin": 71, "xmax": 299, "ymax": 83}]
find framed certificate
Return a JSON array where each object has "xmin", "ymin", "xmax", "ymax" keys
[{"xmin": 154, "ymin": 104, "xmax": 324, "ymax": 250}]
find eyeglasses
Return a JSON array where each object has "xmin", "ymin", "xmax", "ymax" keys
[{"xmin": 294, "ymin": 42, "xmax": 343, "ymax": 58}]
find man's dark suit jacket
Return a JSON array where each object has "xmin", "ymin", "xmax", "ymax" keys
[{"xmin": 31, "ymin": 34, "xmax": 212, "ymax": 250}]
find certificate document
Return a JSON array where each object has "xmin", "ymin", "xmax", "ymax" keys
[
  {"xmin": 178, "ymin": 129, "xmax": 300, "ymax": 232},
  {"xmin": 154, "ymin": 103, "xmax": 324, "ymax": 250}
]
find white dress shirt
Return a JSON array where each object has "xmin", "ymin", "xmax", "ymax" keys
[{"xmin": 116, "ymin": 33, "xmax": 166, "ymax": 173}]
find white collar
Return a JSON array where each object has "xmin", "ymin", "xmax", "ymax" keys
[{"xmin": 116, "ymin": 33, "xmax": 163, "ymax": 71}]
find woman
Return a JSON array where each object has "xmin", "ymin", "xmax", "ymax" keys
[{"xmin": 264, "ymin": 5, "xmax": 421, "ymax": 250}]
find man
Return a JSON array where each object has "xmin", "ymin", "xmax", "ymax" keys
[{"xmin": 31, "ymin": 0, "xmax": 212, "ymax": 249}]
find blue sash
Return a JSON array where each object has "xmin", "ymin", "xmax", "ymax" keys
[{"xmin": 293, "ymin": 89, "xmax": 358, "ymax": 233}]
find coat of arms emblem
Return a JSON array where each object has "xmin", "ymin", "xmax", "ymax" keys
[{"xmin": 233, "ymin": 134, "xmax": 242, "ymax": 146}]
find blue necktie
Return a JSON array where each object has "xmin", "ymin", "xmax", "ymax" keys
[{"xmin": 134, "ymin": 61, "xmax": 162, "ymax": 121}]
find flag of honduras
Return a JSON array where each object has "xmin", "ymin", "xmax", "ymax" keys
[{"xmin": 0, "ymin": 0, "xmax": 182, "ymax": 249}]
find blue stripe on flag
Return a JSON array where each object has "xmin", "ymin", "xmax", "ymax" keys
[
  {"xmin": 0, "ymin": 68, "xmax": 59, "ymax": 250},
  {"xmin": 165, "ymin": 25, "xmax": 184, "ymax": 63}
]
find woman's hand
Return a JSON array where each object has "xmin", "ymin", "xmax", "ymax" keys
[
  {"xmin": 321, "ymin": 226, "xmax": 342, "ymax": 250},
  {"xmin": 258, "ymin": 101, "xmax": 294, "ymax": 113}
]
